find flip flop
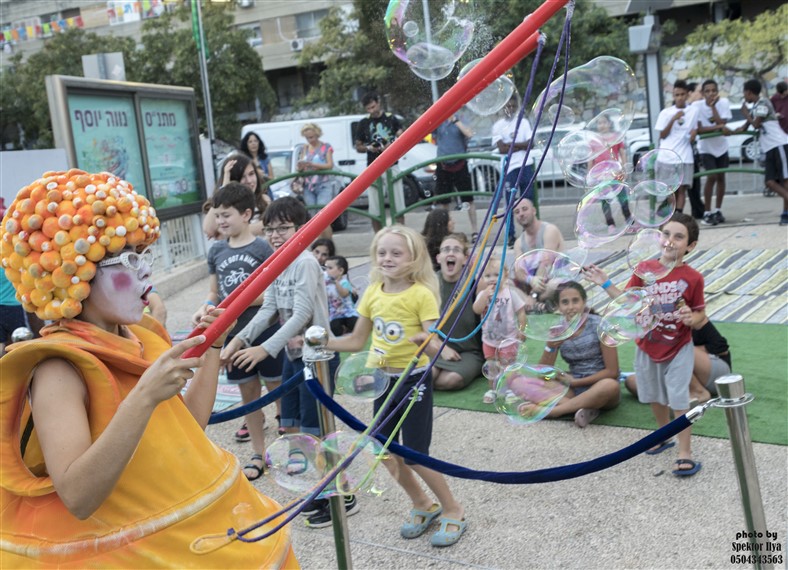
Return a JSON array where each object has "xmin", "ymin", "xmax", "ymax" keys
[
  {"xmin": 672, "ymin": 459, "xmax": 702, "ymax": 477},
  {"xmin": 430, "ymin": 516, "xmax": 467, "ymax": 547},
  {"xmin": 243, "ymin": 453, "xmax": 265, "ymax": 481},
  {"xmin": 645, "ymin": 439, "xmax": 676, "ymax": 455},
  {"xmin": 400, "ymin": 504, "xmax": 443, "ymax": 539}
]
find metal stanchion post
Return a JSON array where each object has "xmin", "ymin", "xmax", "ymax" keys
[
  {"xmin": 715, "ymin": 374, "xmax": 772, "ymax": 570},
  {"xmin": 304, "ymin": 326, "xmax": 353, "ymax": 570}
]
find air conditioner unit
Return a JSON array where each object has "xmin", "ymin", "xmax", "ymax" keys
[
  {"xmin": 290, "ymin": 38, "xmax": 304, "ymax": 51},
  {"xmin": 238, "ymin": 0, "xmax": 254, "ymax": 8}
]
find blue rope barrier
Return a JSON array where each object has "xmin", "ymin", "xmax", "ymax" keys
[
  {"xmin": 306, "ymin": 379, "xmax": 692, "ymax": 484},
  {"xmin": 207, "ymin": 370, "xmax": 303, "ymax": 425}
]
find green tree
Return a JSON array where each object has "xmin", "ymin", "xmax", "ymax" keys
[
  {"xmin": 0, "ymin": 28, "xmax": 136, "ymax": 148},
  {"xmin": 297, "ymin": 0, "xmax": 632, "ymax": 120},
  {"xmin": 680, "ymin": 6, "xmax": 786, "ymax": 89},
  {"xmin": 134, "ymin": 3, "xmax": 276, "ymax": 143}
]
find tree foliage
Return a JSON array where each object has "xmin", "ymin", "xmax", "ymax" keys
[
  {"xmin": 297, "ymin": 0, "xmax": 633, "ymax": 121},
  {"xmin": 682, "ymin": 6, "xmax": 786, "ymax": 87},
  {"xmin": 1, "ymin": 3, "xmax": 275, "ymax": 149},
  {"xmin": 0, "ymin": 29, "xmax": 136, "ymax": 148},
  {"xmin": 134, "ymin": 3, "xmax": 276, "ymax": 143}
]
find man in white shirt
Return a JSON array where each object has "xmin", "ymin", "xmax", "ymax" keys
[
  {"xmin": 492, "ymin": 94, "xmax": 535, "ymax": 248},
  {"xmin": 693, "ymin": 79, "xmax": 732, "ymax": 226},
  {"xmin": 655, "ymin": 80, "xmax": 699, "ymax": 213},
  {"xmin": 737, "ymin": 78, "xmax": 788, "ymax": 226}
]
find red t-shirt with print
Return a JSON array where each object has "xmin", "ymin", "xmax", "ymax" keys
[{"xmin": 627, "ymin": 263, "xmax": 705, "ymax": 363}]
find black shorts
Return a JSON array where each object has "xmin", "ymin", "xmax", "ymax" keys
[
  {"xmin": 435, "ymin": 163, "xmax": 473, "ymax": 204},
  {"xmin": 373, "ymin": 369, "xmax": 433, "ymax": 464},
  {"xmin": 700, "ymin": 153, "xmax": 729, "ymax": 171},
  {"xmin": 0, "ymin": 304, "xmax": 28, "ymax": 344},
  {"xmin": 764, "ymin": 144, "xmax": 788, "ymax": 183},
  {"xmin": 225, "ymin": 323, "xmax": 284, "ymax": 383}
]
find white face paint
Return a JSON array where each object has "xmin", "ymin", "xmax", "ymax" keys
[{"xmin": 82, "ymin": 249, "xmax": 153, "ymax": 329}]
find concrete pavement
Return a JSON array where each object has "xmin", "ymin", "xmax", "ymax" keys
[{"xmin": 159, "ymin": 190, "xmax": 787, "ymax": 569}]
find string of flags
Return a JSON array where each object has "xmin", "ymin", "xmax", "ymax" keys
[{"xmin": 1, "ymin": 16, "xmax": 84, "ymax": 43}]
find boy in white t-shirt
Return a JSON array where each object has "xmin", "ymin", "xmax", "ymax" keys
[
  {"xmin": 655, "ymin": 80, "xmax": 699, "ymax": 213},
  {"xmin": 693, "ymin": 79, "xmax": 732, "ymax": 226},
  {"xmin": 736, "ymin": 78, "xmax": 788, "ymax": 226}
]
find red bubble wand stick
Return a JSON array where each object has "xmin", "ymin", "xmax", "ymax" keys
[{"xmin": 184, "ymin": 0, "xmax": 570, "ymax": 358}]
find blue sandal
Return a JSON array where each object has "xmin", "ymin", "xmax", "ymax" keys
[
  {"xmin": 672, "ymin": 458, "xmax": 702, "ymax": 477},
  {"xmin": 400, "ymin": 504, "xmax": 442, "ymax": 539},
  {"xmin": 431, "ymin": 516, "xmax": 467, "ymax": 547},
  {"xmin": 645, "ymin": 439, "xmax": 675, "ymax": 455}
]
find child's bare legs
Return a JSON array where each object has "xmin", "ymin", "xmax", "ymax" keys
[
  {"xmin": 384, "ymin": 457, "xmax": 463, "ymax": 521},
  {"xmin": 674, "ymin": 185, "xmax": 687, "ymax": 212},
  {"xmin": 649, "ymin": 402, "xmax": 692, "ymax": 461},
  {"xmin": 238, "ymin": 380, "xmax": 265, "ymax": 477},
  {"xmin": 433, "ymin": 368, "xmax": 472, "ymax": 391},
  {"xmin": 265, "ymin": 378, "xmax": 283, "ymax": 426},
  {"xmin": 544, "ymin": 378, "xmax": 621, "ymax": 417}
]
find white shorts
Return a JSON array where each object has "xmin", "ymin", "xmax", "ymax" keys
[{"xmin": 368, "ymin": 164, "xmax": 405, "ymax": 216}]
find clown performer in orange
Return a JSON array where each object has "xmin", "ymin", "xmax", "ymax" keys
[{"xmin": 0, "ymin": 170, "xmax": 297, "ymax": 568}]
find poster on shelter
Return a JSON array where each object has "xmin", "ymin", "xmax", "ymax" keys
[
  {"xmin": 140, "ymin": 98, "xmax": 201, "ymax": 210},
  {"xmin": 67, "ymin": 93, "xmax": 147, "ymax": 196}
]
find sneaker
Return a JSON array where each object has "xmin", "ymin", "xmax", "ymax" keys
[
  {"xmin": 781, "ymin": 214, "xmax": 788, "ymax": 226},
  {"xmin": 713, "ymin": 210, "xmax": 725, "ymax": 224},
  {"xmin": 305, "ymin": 495, "xmax": 360, "ymax": 528},
  {"xmin": 701, "ymin": 213, "xmax": 718, "ymax": 226},
  {"xmin": 301, "ymin": 498, "xmax": 328, "ymax": 516},
  {"xmin": 235, "ymin": 422, "xmax": 250, "ymax": 442}
]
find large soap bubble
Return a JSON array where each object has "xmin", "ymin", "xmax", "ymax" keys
[
  {"xmin": 321, "ymin": 431, "xmax": 390, "ymax": 496},
  {"xmin": 385, "ymin": 0, "xmax": 475, "ymax": 79},
  {"xmin": 494, "ymin": 363, "xmax": 570, "ymax": 425},
  {"xmin": 266, "ymin": 434, "xmax": 326, "ymax": 496},
  {"xmin": 512, "ymin": 249, "xmax": 586, "ymax": 341},
  {"xmin": 409, "ymin": 60, "xmax": 455, "ymax": 80},
  {"xmin": 597, "ymin": 288, "xmax": 662, "ymax": 347},
  {"xmin": 334, "ymin": 351, "xmax": 390, "ymax": 403},
  {"xmin": 632, "ymin": 149, "xmax": 684, "ymax": 193},
  {"xmin": 627, "ymin": 228, "xmax": 676, "ymax": 283},
  {"xmin": 630, "ymin": 182, "xmax": 676, "ymax": 228},
  {"xmin": 575, "ymin": 181, "xmax": 634, "ymax": 247},
  {"xmin": 531, "ymin": 57, "xmax": 638, "ymax": 150},
  {"xmin": 458, "ymin": 58, "xmax": 514, "ymax": 116}
]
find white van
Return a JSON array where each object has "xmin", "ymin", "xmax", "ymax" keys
[{"xmin": 240, "ymin": 114, "xmax": 436, "ymax": 206}]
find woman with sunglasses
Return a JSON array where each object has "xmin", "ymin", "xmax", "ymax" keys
[{"xmin": 0, "ymin": 170, "xmax": 297, "ymax": 567}]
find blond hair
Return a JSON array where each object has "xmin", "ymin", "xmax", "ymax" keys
[
  {"xmin": 369, "ymin": 225, "xmax": 439, "ymax": 304},
  {"xmin": 300, "ymin": 123, "xmax": 323, "ymax": 137}
]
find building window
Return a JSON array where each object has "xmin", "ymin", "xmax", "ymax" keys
[
  {"xmin": 238, "ymin": 23, "xmax": 262, "ymax": 47},
  {"xmin": 295, "ymin": 9, "xmax": 327, "ymax": 39}
]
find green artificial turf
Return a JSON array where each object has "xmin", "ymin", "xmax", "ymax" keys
[{"xmin": 432, "ymin": 322, "xmax": 788, "ymax": 446}]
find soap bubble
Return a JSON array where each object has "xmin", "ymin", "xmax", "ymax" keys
[
  {"xmin": 632, "ymin": 148, "xmax": 684, "ymax": 192},
  {"xmin": 385, "ymin": 0, "xmax": 475, "ymax": 74},
  {"xmin": 598, "ymin": 288, "xmax": 662, "ymax": 347},
  {"xmin": 586, "ymin": 158, "xmax": 627, "ymax": 188},
  {"xmin": 554, "ymin": 130, "xmax": 608, "ymax": 187},
  {"xmin": 266, "ymin": 434, "xmax": 326, "ymax": 496},
  {"xmin": 458, "ymin": 58, "xmax": 514, "ymax": 116},
  {"xmin": 409, "ymin": 61, "xmax": 455, "ymax": 80},
  {"xmin": 482, "ymin": 358, "xmax": 503, "ymax": 382},
  {"xmin": 531, "ymin": 57, "xmax": 638, "ymax": 149},
  {"xmin": 627, "ymin": 228, "xmax": 676, "ymax": 283},
  {"xmin": 494, "ymin": 363, "xmax": 570, "ymax": 424},
  {"xmin": 512, "ymin": 249, "xmax": 586, "ymax": 341},
  {"xmin": 630, "ymin": 182, "xmax": 676, "ymax": 228},
  {"xmin": 547, "ymin": 103, "xmax": 576, "ymax": 127},
  {"xmin": 575, "ymin": 181, "xmax": 634, "ymax": 247},
  {"xmin": 334, "ymin": 351, "xmax": 390, "ymax": 402},
  {"xmin": 321, "ymin": 431, "xmax": 390, "ymax": 496}
]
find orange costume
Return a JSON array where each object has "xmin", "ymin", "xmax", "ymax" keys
[{"xmin": 0, "ymin": 316, "xmax": 298, "ymax": 568}]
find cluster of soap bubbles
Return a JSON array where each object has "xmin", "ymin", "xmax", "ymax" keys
[
  {"xmin": 266, "ymin": 432, "xmax": 389, "ymax": 498},
  {"xmin": 385, "ymin": 0, "xmax": 475, "ymax": 81},
  {"xmin": 385, "ymin": 1, "xmax": 516, "ymax": 116}
]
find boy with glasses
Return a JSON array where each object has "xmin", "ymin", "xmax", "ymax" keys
[{"xmin": 222, "ymin": 197, "xmax": 357, "ymax": 527}]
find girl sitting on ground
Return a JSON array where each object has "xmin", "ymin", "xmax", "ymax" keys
[{"xmin": 535, "ymin": 281, "xmax": 621, "ymax": 428}]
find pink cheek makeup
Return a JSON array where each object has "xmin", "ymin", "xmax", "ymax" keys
[{"xmin": 111, "ymin": 272, "xmax": 134, "ymax": 291}]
